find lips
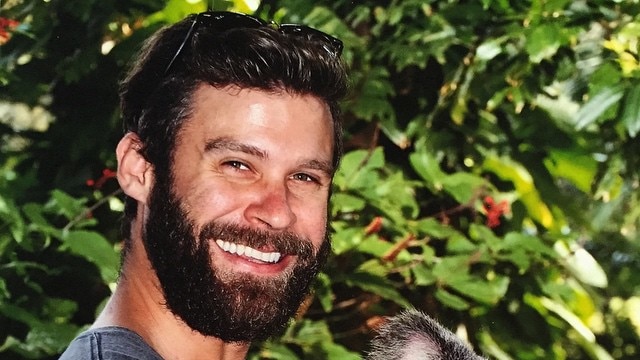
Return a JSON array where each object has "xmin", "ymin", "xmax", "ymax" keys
[{"xmin": 215, "ymin": 239, "xmax": 282, "ymax": 263}]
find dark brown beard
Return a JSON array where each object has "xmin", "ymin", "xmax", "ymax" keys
[{"xmin": 142, "ymin": 171, "xmax": 330, "ymax": 342}]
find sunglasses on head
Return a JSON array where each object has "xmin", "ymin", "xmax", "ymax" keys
[{"xmin": 164, "ymin": 11, "xmax": 344, "ymax": 75}]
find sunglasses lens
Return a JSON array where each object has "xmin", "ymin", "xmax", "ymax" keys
[{"xmin": 200, "ymin": 12, "xmax": 266, "ymax": 30}]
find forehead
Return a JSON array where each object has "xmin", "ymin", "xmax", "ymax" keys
[{"xmin": 176, "ymin": 85, "xmax": 334, "ymax": 158}]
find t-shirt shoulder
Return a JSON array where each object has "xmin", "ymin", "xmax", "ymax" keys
[{"xmin": 59, "ymin": 326, "xmax": 164, "ymax": 360}]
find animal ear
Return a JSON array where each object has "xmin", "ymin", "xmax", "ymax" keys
[
  {"xmin": 364, "ymin": 309, "xmax": 486, "ymax": 360},
  {"xmin": 116, "ymin": 132, "xmax": 154, "ymax": 204}
]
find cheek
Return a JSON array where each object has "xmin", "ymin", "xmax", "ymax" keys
[
  {"xmin": 292, "ymin": 199, "xmax": 329, "ymax": 245},
  {"xmin": 182, "ymin": 182, "xmax": 243, "ymax": 222}
]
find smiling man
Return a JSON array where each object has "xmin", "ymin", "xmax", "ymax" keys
[{"xmin": 60, "ymin": 11, "xmax": 347, "ymax": 360}]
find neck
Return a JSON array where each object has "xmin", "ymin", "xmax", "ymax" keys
[{"xmin": 93, "ymin": 220, "xmax": 250, "ymax": 360}]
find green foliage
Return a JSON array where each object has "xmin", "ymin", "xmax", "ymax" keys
[{"xmin": 2, "ymin": 0, "xmax": 640, "ymax": 359}]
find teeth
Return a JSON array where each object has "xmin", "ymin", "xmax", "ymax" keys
[
  {"xmin": 260, "ymin": 252, "xmax": 270, "ymax": 262},
  {"xmin": 215, "ymin": 240, "xmax": 282, "ymax": 263}
]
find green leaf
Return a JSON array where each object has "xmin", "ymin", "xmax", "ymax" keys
[
  {"xmin": 25, "ymin": 321, "xmax": 81, "ymax": 354},
  {"xmin": 314, "ymin": 273, "xmax": 334, "ymax": 313},
  {"xmin": 575, "ymin": 86, "xmax": 624, "ymax": 130},
  {"xmin": 330, "ymin": 193, "xmax": 366, "ymax": 215},
  {"xmin": 350, "ymin": 66, "xmax": 395, "ymax": 122},
  {"xmin": 539, "ymin": 297, "xmax": 596, "ymax": 343},
  {"xmin": 379, "ymin": 115, "xmax": 411, "ymax": 149},
  {"xmin": 554, "ymin": 241, "xmax": 608, "ymax": 288},
  {"xmin": 0, "ymin": 278, "xmax": 9, "ymax": 299},
  {"xmin": 358, "ymin": 258, "xmax": 391, "ymax": 277},
  {"xmin": 468, "ymin": 224, "xmax": 502, "ymax": 251},
  {"xmin": 411, "ymin": 263, "xmax": 437, "ymax": 286},
  {"xmin": 231, "ymin": 0, "xmax": 260, "ymax": 14},
  {"xmin": 146, "ymin": 0, "xmax": 207, "ymax": 24},
  {"xmin": 499, "ymin": 248, "xmax": 531, "ymax": 272},
  {"xmin": 334, "ymin": 148, "xmax": 385, "ymax": 191},
  {"xmin": 446, "ymin": 234, "xmax": 479, "ymax": 253},
  {"xmin": 357, "ymin": 236, "xmax": 393, "ymax": 258},
  {"xmin": 289, "ymin": 319, "xmax": 333, "ymax": 346},
  {"xmin": 331, "ymin": 226, "xmax": 364, "ymax": 255},
  {"xmin": 544, "ymin": 149, "xmax": 597, "ymax": 194},
  {"xmin": 344, "ymin": 271, "xmax": 411, "ymax": 307},
  {"xmin": 0, "ymin": 195, "xmax": 25, "ymax": 244},
  {"xmin": 42, "ymin": 297, "xmax": 78, "ymax": 321},
  {"xmin": 482, "ymin": 152, "xmax": 555, "ymax": 229},
  {"xmin": 321, "ymin": 342, "xmax": 361, "ymax": 360},
  {"xmin": 441, "ymin": 172, "xmax": 488, "ymax": 204},
  {"xmin": 535, "ymin": 91, "xmax": 580, "ymax": 125},
  {"xmin": 435, "ymin": 288, "xmax": 469, "ymax": 310},
  {"xmin": 476, "ymin": 37, "xmax": 505, "ymax": 62},
  {"xmin": 0, "ymin": 302, "xmax": 40, "ymax": 327},
  {"xmin": 413, "ymin": 218, "xmax": 460, "ymax": 239},
  {"xmin": 61, "ymin": 230, "xmax": 119, "ymax": 283},
  {"xmin": 526, "ymin": 23, "xmax": 566, "ymax": 63},
  {"xmin": 498, "ymin": 232, "xmax": 556, "ymax": 272},
  {"xmin": 432, "ymin": 255, "xmax": 471, "ymax": 284},
  {"xmin": 447, "ymin": 276, "xmax": 509, "ymax": 305},
  {"xmin": 22, "ymin": 203, "xmax": 62, "ymax": 239},
  {"xmin": 621, "ymin": 82, "xmax": 640, "ymax": 137},
  {"xmin": 502, "ymin": 232, "xmax": 556, "ymax": 258},
  {"xmin": 409, "ymin": 147, "xmax": 447, "ymax": 190},
  {"xmin": 257, "ymin": 342, "xmax": 300, "ymax": 360},
  {"xmin": 49, "ymin": 190, "xmax": 87, "ymax": 220},
  {"xmin": 371, "ymin": 172, "xmax": 419, "ymax": 221}
]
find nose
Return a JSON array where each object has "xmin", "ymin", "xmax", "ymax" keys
[{"xmin": 244, "ymin": 181, "xmax": 296, "ymax": 230}]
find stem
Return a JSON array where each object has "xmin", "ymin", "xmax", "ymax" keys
[{"xmin": 63, "ymin": 188, "xmax": 123, "ymax": 233}]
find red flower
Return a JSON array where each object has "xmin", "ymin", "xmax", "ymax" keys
[
  {"xmin": 483, "ymin": 196, "xmax": 509, "ymax": 228},
  {"xmin": 0, "ymin": 17, "xmax": 20, "ymax": 45},
  {"xmin": 87, "ymin": 168, "xmax": 117, "ymax": 189}
]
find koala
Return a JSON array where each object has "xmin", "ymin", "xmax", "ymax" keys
[{"xmin": 365, "ymin": 309, "xmax": 486, "ymax": 360}]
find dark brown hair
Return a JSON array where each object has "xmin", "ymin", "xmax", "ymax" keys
[{"xmin": 119, "ymin": 13, "xmax": 348, "ymax": 242}]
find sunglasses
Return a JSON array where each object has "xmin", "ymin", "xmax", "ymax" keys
[{"xmin": 164, "ymin": 11, "xmax": 344, "ymax": 75}]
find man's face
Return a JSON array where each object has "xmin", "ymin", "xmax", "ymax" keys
[{"xmin": 142, "ymin": 85, "xmax": 335, "ymax": 342}]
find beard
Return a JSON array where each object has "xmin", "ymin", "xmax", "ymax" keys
[{"xmin": 142, "ymin": 170, "xmax": 331, "ymax": 342}]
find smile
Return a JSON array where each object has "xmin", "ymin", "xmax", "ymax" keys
[{"xmin": 215, "ymin": 240, "xmax": 282, "ymax": 263}]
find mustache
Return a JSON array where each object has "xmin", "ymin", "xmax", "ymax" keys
[{"xmin": 198, "ymin": 222, "xmax": 314, "ymax": 258}]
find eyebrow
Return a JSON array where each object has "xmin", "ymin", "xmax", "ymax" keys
[
  {"xmin": 204, "ymin": 137, "xmax": 267, "ymax": 159},
  {"xmin": 204, "ymin": 136, "xmax": 334, "ymax": 176},
  {"xmin": 302, "ymin": 159, "xmax": 334, "ymax": 177}
]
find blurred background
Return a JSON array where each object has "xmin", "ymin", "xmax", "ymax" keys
[{"xmin": 1, "ymin": 0, "xmax": 639, "ymax": 358}]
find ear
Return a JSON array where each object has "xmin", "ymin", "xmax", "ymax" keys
[{"xmin": 116, "ymin": 132, "xmax": 154, "ymax": 204}]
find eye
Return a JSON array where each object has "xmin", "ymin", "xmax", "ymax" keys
[
  {"xmin": 292, "ymin": 172, "xmax": 319, "ymax": 183},
  {"xmin": 223, "ymin": 160, "xmax": 250, "ymax": 171}
]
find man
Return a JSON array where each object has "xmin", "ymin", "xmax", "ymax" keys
[{"xmin": 60, "ymin": 10, "xmax": 347, "ymax": 359}]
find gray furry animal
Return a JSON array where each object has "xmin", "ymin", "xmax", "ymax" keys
[{"xmin": 365, "ymin": 309, "xmax": 486, "ymax": 360}]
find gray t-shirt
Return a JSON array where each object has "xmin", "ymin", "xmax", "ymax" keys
[{"xmin": 59, "ymin": 326, "xmax": 163, "ymax": 360}]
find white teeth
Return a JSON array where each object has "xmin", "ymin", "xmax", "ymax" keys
[
  {"xmin": 260, "ymin": 252, "xmax": 269, "ymax": 262},
  {"xmin": 214, "ymin": 240, "xmax": 282, "ymax": 263}
]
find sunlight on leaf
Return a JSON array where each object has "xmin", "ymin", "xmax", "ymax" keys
[{"xmin": 555, "ymin": 241, "xmax": 608, "ymax": 288}]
